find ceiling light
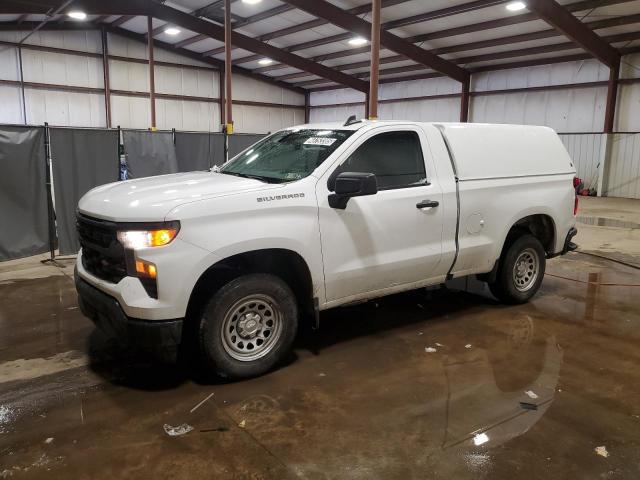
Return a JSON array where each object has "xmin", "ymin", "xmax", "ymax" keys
[
  {"xmin": 67, "ymin": 11, "xmax": 87, "ymax": 20},
  {"xmin": 348, "ymin": 37, "xmax": 368, "ymax": 46},
  {"xmin": 506, "ymin": 1, "xmax": 526, "ymax": 11},
  {"xmin": 164, "ymin": 27, "xmax": 181, "ymax": 35},
  {"xmin": 242, "ymin": 0, "xmax": 263, "ymax": 4},
  {"xmin": 258, "ymin": 58, "xmax": 273, "ymax": 65}
]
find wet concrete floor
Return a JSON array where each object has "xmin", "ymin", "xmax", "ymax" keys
[{"xmin": 0, "ymin": 251, "xmax": 639, "ymax": 479}]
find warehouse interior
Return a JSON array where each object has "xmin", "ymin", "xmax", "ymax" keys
[{"xmin": 0, "ymin": 0, "xmax": 639, "ymax": 478}]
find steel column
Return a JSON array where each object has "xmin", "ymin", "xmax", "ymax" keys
[
  {"xmin": 224, "ymin": 0, "xmax": 233, "ymax": 134},
  {"xmin": 460, "ymin": 77, "xmax": 470, "ymax": 122},
  {"xmin": 101, "ymin": 27, "xmax": 112, "ymax": 128},
  {"xmin": 147, "ymin": 16, "xmax": 156, "ymax": 129},
  {"xmin": 368, "ymin": 0, "xmax": 381, "ymax": 120},
  {"xmin": 604, "ymin": 60, "xmax": 619, "ymax": 133}
]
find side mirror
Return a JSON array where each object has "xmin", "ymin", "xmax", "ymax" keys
[{"xmin": 328, "ymin": 172, "xmax": 378, "ymax": 209}]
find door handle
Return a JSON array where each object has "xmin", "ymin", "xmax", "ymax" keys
[{"xmin": 416, "ymin": 200, "xmax": 439, "ymax": 209}]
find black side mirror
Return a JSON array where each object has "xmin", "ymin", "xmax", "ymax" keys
[{"xmin": 328, "ymin": 172, "xmax": 378, "ymax": 209}]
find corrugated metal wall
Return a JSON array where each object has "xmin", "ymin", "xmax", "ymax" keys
[
  {"xmin": 0, "ymin": 31, "xmax": 304, "ymax": 133},
  {"xmin": 559, "ymin": 134, "xmax": 603, "ymax": 189},
  {"xmin": 606, "ymin": 134, "xmax": 640, "ymax": 198}
]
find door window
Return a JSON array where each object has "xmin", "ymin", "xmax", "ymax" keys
[{"xmin": 332, "ymin": 131, "xmax": 427, "ymax": 190}]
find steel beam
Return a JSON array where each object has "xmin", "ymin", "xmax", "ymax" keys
[
  {"xmin": 604, "ymin": 60, "xmax": 620, "ymax": 133},
  {"xmin": 524, "ymin": 0, "xmax": 620, "ymax": 67},
  {"xmin": 368, "ymin": 0, "xmax": 381, "ymax": 119},
  {"xmin": 101, "ymin": 26, "xmax": 111, "ymax": 128},
  {"xmin": 224, "ymin": 0, "xmax": 232, "ymax": 132},
  {"xmin": 147, "ymin": 16, "xmax": 156, "ymax": 128}
]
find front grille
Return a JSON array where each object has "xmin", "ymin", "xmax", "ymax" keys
[{"xmin": 77, "ymin": 214, "xmax": 127, "ymax": 283}]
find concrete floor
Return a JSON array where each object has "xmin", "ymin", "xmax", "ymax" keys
[{"xmin": 0, "ymin": 197, "xmax": 639, "ymax": 479}]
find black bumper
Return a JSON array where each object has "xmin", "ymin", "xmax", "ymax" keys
[
  {"xmin": 549, "ymin": 227, "xmax": 578, "ymax": 258},
  {"xmin": 75, "ymin": 273, "xmax": 183, "ymax": 349}
]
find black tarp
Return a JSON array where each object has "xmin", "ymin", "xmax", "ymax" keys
[
  {"xmin": 50, "ymin": 128, "xmax": 119, "ymax": 255},
  {"xmin": 175, "ymin": 132, "xmax": 226, "ymax": 170},
  {"xmin": 0, "ymin": 126, "xmax": 49, "ymax": 261},
  {"xmin": 123, "ymin": 130, "xmax": 178, "ymax": 179},
  {"xmin": 228, "ymin": 134, "xmax": 265, "ymax": 159}
]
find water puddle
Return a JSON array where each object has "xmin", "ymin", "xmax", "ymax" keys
[{"xmin": 577, "ymin": 216, "xmax": 640, "ymax": 229}]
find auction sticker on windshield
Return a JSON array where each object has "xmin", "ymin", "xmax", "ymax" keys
[{"xmin": 304, "ymin": 137, "xmax": 337, "ymax": 146}]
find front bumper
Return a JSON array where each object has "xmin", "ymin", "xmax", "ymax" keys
[{"xmin": 76, "ymin": 272, "xmax": 183, "ymax": 349}]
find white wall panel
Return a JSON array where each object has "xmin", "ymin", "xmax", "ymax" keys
[
  {"xmin": 379, "ymin": 77, "xmax": 460, "ymax": 99},
  {"xmin": 472, "ymin": 59, "xmax": 609, "ymax": 91},
  {"xmin": 471, "ymin": 87, "xmax": 607, "ymax": 132},
  {"xmin": 22, "ymin": 50, "xmax": 103, "ymax": 88},
  {"xmin": 309, "ymin": 104, "xmax": 366, "ymax": 124},
  {"xmin": 559, "ymin": 134, "xmax": 603, "ymax": 188},
  {"xmin": 0, "ymin": 85, "xmax": 23, "ymax": 124},
  {"xmin": 109, "ymin": 59, "xmax": 149, "ymax": 92},
  {"xmin": 25, "ymin": 89, "xmax": 105, "ymax": 127},
  {"xmin": 606, "ymin": 134, "xmax": 640, "ymax": 199},
  {"xmin": 616, "ymin": 83, "xmax": 640, "ymax": 132},
  {"xmin": 0, "ymin": 45, "xmax": 20, "ymax": 81},
  {"xmin": 156, "ymin": 99, "xmax": 220, "ymax": 132},
  {"xmin": 233, "ymin": 74, "xmax": 304, "ymax": 105},
  {"xmin": 233, "ymin": 104, "xmax": 305, "ymax": 133},
  {"xmin": 310, "ymin": 88, "xmax": 365, "ymax": 106},
  {"xmin": 111, "ymin": 95, "xmax": 150, "ymax": 129},
  {"xmin": 0, "ymin": 30, "xmax": 101, "ymax": 53},
  {"xmin": 154, "ymin": 65, "xmax": 217, "ymax": 98},
  {"xmin": 378, "ymin": 97, "xmax": 460, "ymax": 122}
]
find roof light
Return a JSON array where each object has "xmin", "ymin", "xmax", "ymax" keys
[
  {"xmin": 164, "ymin": 27, "xmax": 181, "ymax": 35},
  {"xmin": 348, "ymin": 37, "xmax": 368, "ymax": 46},
  {"xmin": 258, "ymin": 58, "xmax": 273, "ymax": 65},
  {"xmin": 506, "ymin": 1, "xmax": 526, "ymax": 11},
  {"xmin": 67, "ymin": 11, "xmax": 87, "ymax": 20},
  {"xmin": 242, "ymin": 0, "xmax": 262, "ymax": 4}
]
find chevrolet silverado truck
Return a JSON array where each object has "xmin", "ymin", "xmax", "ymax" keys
[{"xmin": 75, "ymin": 120, "xmax": 578, "ymax": 379}]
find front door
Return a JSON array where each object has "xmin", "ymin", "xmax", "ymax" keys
[{"xmin": 317, "ymin": 126, "xmax": 446, "ymax": 303}]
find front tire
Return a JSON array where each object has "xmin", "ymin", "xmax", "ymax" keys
[
  {"xmin": 198, "ymin": 273, "xmax": 298, "ymax": 379},
  {"xmin": 489, "ymin": 234, "xmax": 546, "ymax": 304}
]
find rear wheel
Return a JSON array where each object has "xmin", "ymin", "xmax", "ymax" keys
[
  {"xmin": 198, "ymin": 273, "xmax": 298, "ymax": 379},
  {"xmin": 489, "ymin": 234, "xmax": 546, "ymax": 304}
]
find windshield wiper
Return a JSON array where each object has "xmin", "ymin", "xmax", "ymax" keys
[{"xmin": 219, "ymin": 171, "xmax": 283, "ymax": 183}]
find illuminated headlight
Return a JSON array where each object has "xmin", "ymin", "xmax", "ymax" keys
[{"xmin": 117, "ymin": 222, "xmax": 180, "ymax": 249}]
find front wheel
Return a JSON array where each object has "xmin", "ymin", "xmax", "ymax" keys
[
  {"xmin": 198, "ymin": 273, "xmax": 298, "ymax": 379},
  {"xmin": 488, "ymin": 234, "xmax": 546, "ymax": 304}
]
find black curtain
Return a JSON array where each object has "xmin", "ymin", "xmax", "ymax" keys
[
  {"xmin": 0, "ymin": 126, "xmax": 49, "ymax": 261},
  {"xmin": 175, "ymin": 132, "xmax": 226, "ymax": 170},
  {"xmin": 50, "ymin": 128, "xmax": 119, "ymax": 255},
  {"xmin": 228, "ymin": 134, "xmax": 265, "ymax": 159},
  {"xmin": 123, "ymin": 130, "xmax": 178, "ymax": 179}
]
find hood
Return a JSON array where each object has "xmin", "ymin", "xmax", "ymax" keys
[{"xmin": 78, "ymin": 171, "xmax": 277, "ymax": 221}]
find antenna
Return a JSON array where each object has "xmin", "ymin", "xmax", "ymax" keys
[{"xmin": 343, "ymin": 115, "xmax": 361, "ymax": 126}]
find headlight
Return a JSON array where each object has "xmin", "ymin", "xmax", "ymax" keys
[{"xmin": 117, "ymin": 222, "xmax": 180, "ymax": 249}]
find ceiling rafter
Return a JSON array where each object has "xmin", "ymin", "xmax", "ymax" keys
[
  {"xmin": 200, "ymin": 0, "xmax": 411, "ymax": 59},
  {"xmin": 292, "ymin": 31, "xmax": 640, "ymax": 88},
  {"xmin": 3, "ymin": 0, "xmax": 369, "ymax": 92},
  {"xmin": 281, "ymin": 0, "xmax": 469, "ymax": 83},
  {"xmin": 234, "ymin": 0, "xmax": 500, "ymax": 66},
  {"xmin": 525, "ymin": 0, "xmax": 620, "ymax": 67},
  {"xmin": 271, "ymin": 13, "xmax": 640, "ymax": 82},
  {"xmin": 253, "ymin": 0, "xmax": 634, "ymax": 74}
]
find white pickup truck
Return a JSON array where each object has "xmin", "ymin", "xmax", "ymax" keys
[{"xmin": 75, "ymin": 120, "xmax": 578, "ymax": 378}]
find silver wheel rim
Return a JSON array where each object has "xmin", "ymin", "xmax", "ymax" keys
[
  {"xmin": 512, "ymin": 248, "xmax": 539, "ymax": 292},
  {"xmin": 221, "ymin": 294, "xmax": 282, "ymax": 362}
]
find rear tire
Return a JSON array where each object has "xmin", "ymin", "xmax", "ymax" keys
[
  {"xmin": 489, "ymin": 234, "xmax": 546, "ymax": 304},
  {"xmin": 198, "ymin": 273, "xmax": 298, "ymax": 379}
]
